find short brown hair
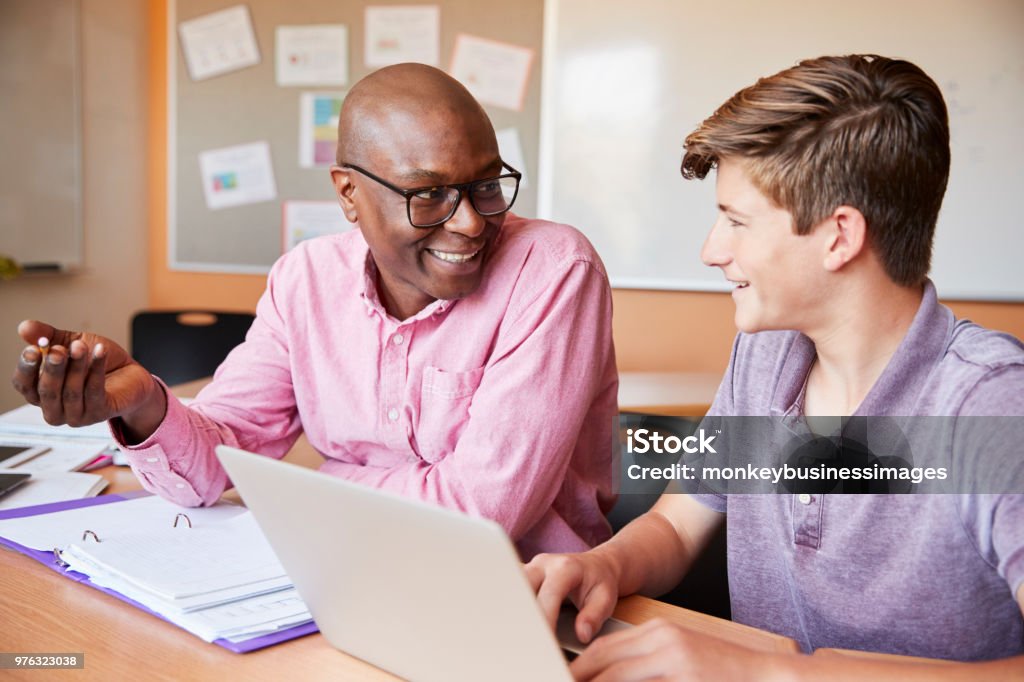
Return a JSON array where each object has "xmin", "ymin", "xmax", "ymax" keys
[{"xmin": 681, "ymin": 54, "xmax": 950, "ymax": 287}]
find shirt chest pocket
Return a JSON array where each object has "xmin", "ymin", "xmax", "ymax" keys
[{"xmin": 416, "ymin": 365, "xmax": 485, "ymax": 462}]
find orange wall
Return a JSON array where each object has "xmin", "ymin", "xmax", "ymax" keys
[{"xmin": 146, "ymin": 0, "xmax": 1024, "ymax": 375}]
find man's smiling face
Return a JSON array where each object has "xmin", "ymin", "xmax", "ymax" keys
[{"xmin": 331, "ymin": 65, "xmax": 507, "ymax": 320}]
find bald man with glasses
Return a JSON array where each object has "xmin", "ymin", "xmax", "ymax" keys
[{"xmin": 12, "ymin": 64, "xmax": 618, "ymax": 558}]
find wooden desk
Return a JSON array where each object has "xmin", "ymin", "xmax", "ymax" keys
[
  {"xmin": 618, "ymin": 371, "xmax": 721, "ymax": 416},
  {"xmin": 0, "ymin": 378, "xmax": 799, "ymax": 680},
  {"xmin": 0, "ymin": 469, "xmax": 796, "ymax": 681}
]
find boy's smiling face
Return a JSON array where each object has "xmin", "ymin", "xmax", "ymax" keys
[{"xmin": 701, "ymin": 158, "xmax": 834, "ymax": 334}]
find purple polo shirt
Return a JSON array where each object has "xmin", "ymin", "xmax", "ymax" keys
[{"xmin": 694, "ymin": 281, "xmax": 1024, "ymax": 660}]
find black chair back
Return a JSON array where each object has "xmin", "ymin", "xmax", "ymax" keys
[
  {"xmin": 130, "ymin": 311, "xmax": 255, "ymax": 386},
  {"xmin": 608, "ymin": 412, "xmax": 732, "ymax": 620}
]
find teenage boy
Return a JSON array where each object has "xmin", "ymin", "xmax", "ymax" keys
[{"xmin": 528, "ymin": 54, "xmax": 1024, "ymax": 679}]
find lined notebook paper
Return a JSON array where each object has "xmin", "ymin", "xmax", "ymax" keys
[{"xmin": 0, "ymin": 496, "xmax": 313, "ymax": 643}]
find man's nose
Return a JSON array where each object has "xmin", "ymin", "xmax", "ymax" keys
[{"xmin": 443, "ymin": 191, "xmax": 487, "ymax": 238}]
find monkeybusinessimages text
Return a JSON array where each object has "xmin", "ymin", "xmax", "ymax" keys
[{"xmin": 624, "ymin": 428, "xmax": 949, "ymax": 484}]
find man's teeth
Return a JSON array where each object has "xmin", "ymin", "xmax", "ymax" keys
[
  {"xmin": 429, "ymin": 249, "xmax": 479, "ymax": 264},
  {"xmin": 732, "ymin": 281, "xmax": 750, "ymax": 289}
]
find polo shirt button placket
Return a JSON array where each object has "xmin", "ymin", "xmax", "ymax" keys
[{"xmin": 793, "ymin": 493, "xmax": 822, "ymax": 549}]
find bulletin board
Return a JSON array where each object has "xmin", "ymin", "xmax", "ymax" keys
[
  {"xmin": 539, "ymin": 0, "xmax": 1024, "ymax": 300},
  {"xmin": 169, "ymin": 0, "xmax": 544, "ymax": 273},
  {"xmin": 0, "ymin": 0, "xmax": 82, "ymax": 270}
]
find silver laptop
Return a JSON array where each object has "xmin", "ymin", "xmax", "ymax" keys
[{"xmin": 217, "ymin": 445, "xmax": 584, "ymax": 681}]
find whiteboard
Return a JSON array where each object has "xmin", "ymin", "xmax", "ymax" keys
[
  {"xmin": 0, "ymin": 0, "xmax": 82, "ymax": 269},
  {"xmin": 539, "ymin": 0, "xmax": 1024, "ymax": 300}
]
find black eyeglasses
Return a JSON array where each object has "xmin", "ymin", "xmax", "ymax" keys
[{"xmin": 341, "ymin": 161, "xmax": 522, "ymax": 228}]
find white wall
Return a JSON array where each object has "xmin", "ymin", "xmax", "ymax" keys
[{"xmin": 0, "ymin": 0, "xmax": 149, "ymax": 412}]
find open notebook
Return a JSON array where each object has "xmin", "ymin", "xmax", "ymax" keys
[{"xmin": 0, "ymin": 494, "xmax": 315, "ymax": 650}]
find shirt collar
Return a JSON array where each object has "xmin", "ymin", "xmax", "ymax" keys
[
  {"xmin": 771, "ymin": 279, "xmax": 953, "ymax": 417},
  {"xmin": 357, "ymin": 243, "xmax": 455, "ymax": 325}
]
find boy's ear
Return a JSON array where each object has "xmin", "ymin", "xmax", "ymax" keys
[
  {"xmin": 330, "ymin": 166, "xmax": 359, "ymax": 223},
  {"xmin": 822, "ymin": 205, "xmax": 867, "ymax": 272}
]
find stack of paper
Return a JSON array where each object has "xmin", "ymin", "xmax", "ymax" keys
[
  {"xmin": 0, "ymin": 472, "xmax": 108, "ymax": 511},
  {"xmin": 0, "ymin": 403, "xmax": 112, "ymax": 439},
  {"xmin": 0, "ymin": 496, "xmax": 313, "ymax": 644},
  {"xmin": 0, "ymin": 404, "xmax": 114, "ymax": 472}
]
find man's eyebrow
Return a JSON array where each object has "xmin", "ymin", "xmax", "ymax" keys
[
  {"xmin": 397, "ymin": 157, "xmax": 503, "ymax": 185},
  {"xmin": 718, "ymin": 203, "xmax": 751, "ymax": 219},
  {"xmin": 398, "ymin": 168, "xmax": 446, "ymax": 184}
]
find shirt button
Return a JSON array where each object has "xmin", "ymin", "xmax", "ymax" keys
[
  {"xmin": 798, "ymin": 493, "xmax": 812, "ymax": 505},
  {"xmin": 392, "ymin": 333, "xmax": 404, "ymax": 346},
  {"xmin": 387, "ymin": 408, "xmax": 399, "ymax": 422}
]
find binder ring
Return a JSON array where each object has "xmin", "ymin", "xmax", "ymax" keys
[
  {"xmin": 52, "ymin": 547, "xmax": 69, "ymax": 568},
  {"xmin": 82, "ymin": 530, "xmax": 101, "ymax": 543},
  {"xmin": 173, "ymin": 513, "xmax": 192, "ymax": 529}
]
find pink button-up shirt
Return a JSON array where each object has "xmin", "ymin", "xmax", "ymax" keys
[{"xmin": 117, "ymin": 215, "xmax": 618, "ymax": 558}]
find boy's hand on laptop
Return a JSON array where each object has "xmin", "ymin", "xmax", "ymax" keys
[
  {"xmin": 11, "ymin": 319, "xmax": 166, "ymax": 442},
  {"xmin": 569, "ymin": 618, "xmax": 769, "ymax": 682},
  {"xmin": 525, "ymin": 550, "xmax": 622, "ymax": 644}
]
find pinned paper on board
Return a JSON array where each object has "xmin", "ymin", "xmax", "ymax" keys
[
  {"xmin": 449, "ymin": 34, "xmax": 534, "ymax": 111},
  {"xmin": 496, "ymin": 128, "xmax": 529, "ymax": 189},
  {"xmin": 275, "ymin": 25, "xmax": 349, "ymax": 87},
  {"xmin": 364, "ymin": 5, "xmax": 440, "ymax": 67},
  {"xmin": 282, "ymin": 200, "xmax": 353, "ymax": 252},
  {"xmin": 178, "ymin": 5, "xmax": 261, "ymax": 81},
  {"xmin": 299, "ymin": 92, "xmax": 345, "ymax": 169},
  {"xmin": 198, "ymin": 142, "xmax": 277, "ymax": 210}
]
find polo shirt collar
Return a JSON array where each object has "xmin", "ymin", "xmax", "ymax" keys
[
  {"xmin": 771, "ymin": 279, "xmax": 953, "ymax": 417},
  {"xmin": 855, "ymin": 279, "xmax": 953, "ymax": 415}
]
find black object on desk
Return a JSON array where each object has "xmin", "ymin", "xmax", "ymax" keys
[
  {"xmin": 130, "ymin": 311, "xmax": 255, "ymax": 386},
  {"xmin": 0, "ymin": 472, "xmax": 31, "ymax": 498}
]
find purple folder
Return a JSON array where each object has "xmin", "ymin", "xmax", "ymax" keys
[{"xmin": 0, "ymin": 492, "xmax": 319, "ymax": 653}]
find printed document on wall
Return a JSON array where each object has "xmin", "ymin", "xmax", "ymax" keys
[
  {"xmin": 364, "ymin": 5, "xmax": 440, "ymax": 67},
  {"xmin": 198, "ymin": 142, "xmax": 277, "ymax": 210},
  {"xmin": 299, "ymin": 92, "xmax": 345, "ymax": 168},
  {"xmin": 276, "ymin": 25, "xmax": 348, "ymax": 87},
  {"xmin": 282, "ymin": 200, "xmax": 353, "ymax": 252},
  {"xmin": 178, "ymin": 5, "xmax": 260, "ymax": 81},
  {"xmin": 449, "ymin": 34, "xmax": 534, "ymax": 111}
]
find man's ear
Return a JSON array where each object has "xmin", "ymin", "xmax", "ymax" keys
[
  {"xmin": 330, "ymin": 166, "xmax": 359, "ymax": 223},
  {"xmin": 822, "ymin": 205, "xmax": 867, "ymax": 272}
]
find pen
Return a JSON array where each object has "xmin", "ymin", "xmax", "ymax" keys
[{"xmin": 37, "ymin": 337, "xmax": 49, "ymax": 376}]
